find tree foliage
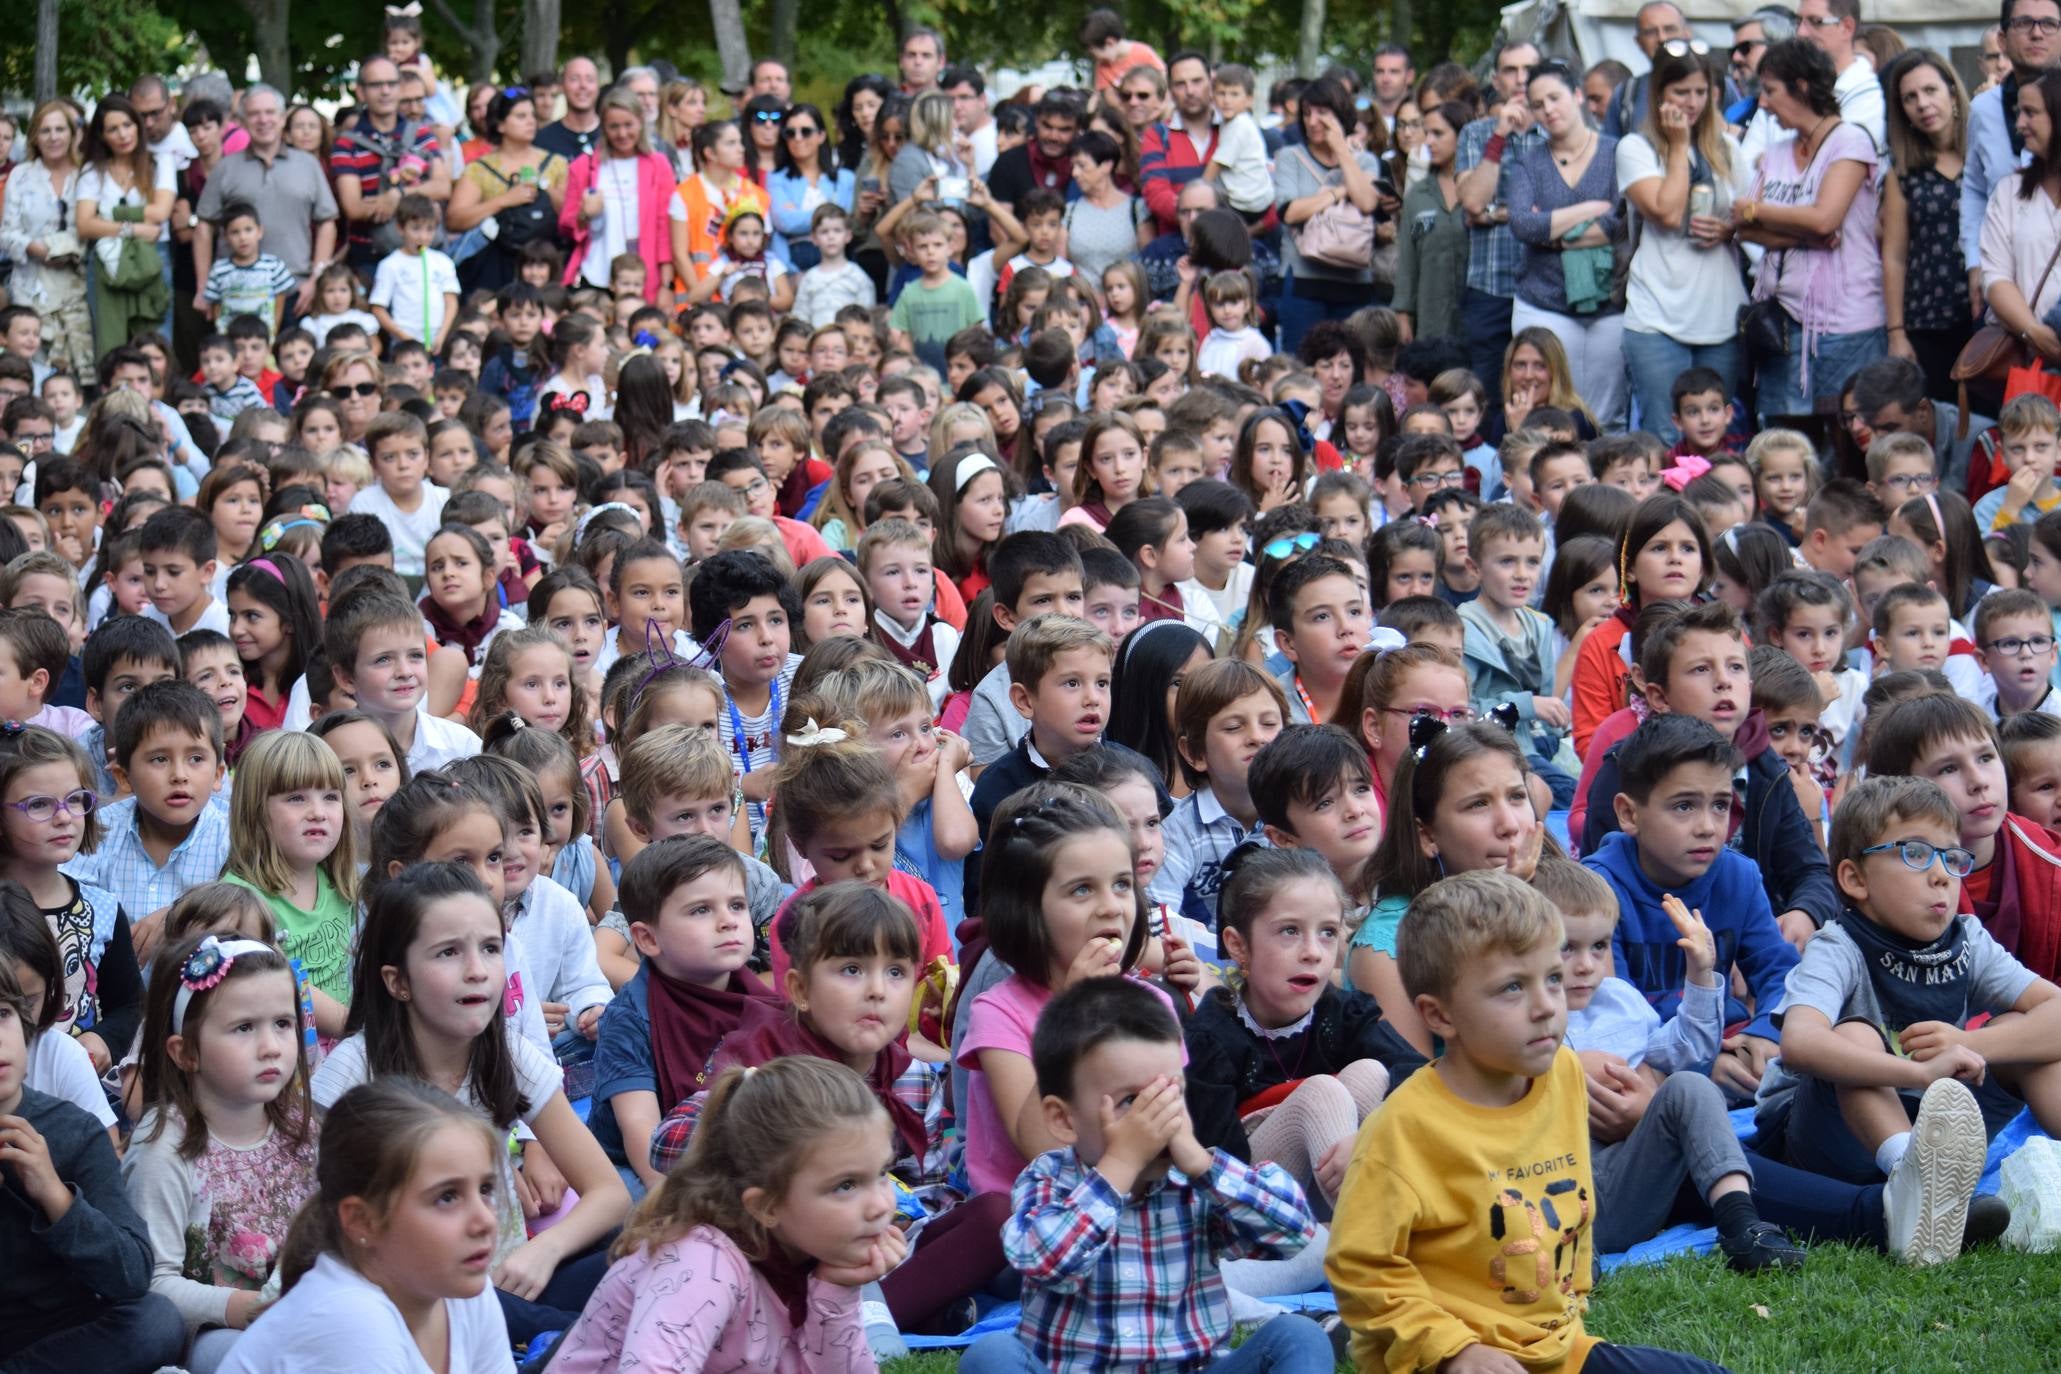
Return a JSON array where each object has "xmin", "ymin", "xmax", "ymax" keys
[{"xmin": 1, "ymin": 0, "xmax": 187, "ymax": 95}]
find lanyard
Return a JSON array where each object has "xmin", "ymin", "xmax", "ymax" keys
[
  {"xmin": 726, "ymin": 674, "xmax": 782, "ymax": 773},
  {"xmin": 419, "ymin": 250, "xmax": 431, "ymax": 345},
  {"xmin": 1292, "ymin": 672, "xmax": 1319, "ymax": 723}
]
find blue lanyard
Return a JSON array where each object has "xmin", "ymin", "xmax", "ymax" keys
[{"xmin": 727, "ymin": 675, "xmax": 782, "ymax": 774}]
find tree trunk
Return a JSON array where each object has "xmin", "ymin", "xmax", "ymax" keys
[
  {"xmin": 1390, "ymin": 0, "xmax": 1412, "ymax": 58},
  {"xmin": 523, "ymin": 0, "xmax": 560, "ymax": 79},
  {"xmin": 882, "ymin": 0, "xmax": 904, "ymax": 47},
  {"xmin": 239, "ymin": 0, "xmax": 291, "ymax": 93},
  {"xmin": 427, "ymin": 0, "xmax": 501, "ymax": 84},
  {"xmin": 770, "ymin": 0, "xmax": 797, "ymax": 66},
  {"xmin": 33, "ymin": 0, "xmax": 57, "ymax": 103},
  {"xmin": 708, "ymin": 0, "xmax": 751, "ymax": 94},
  {"xmin": 1297, "ymin": 0, "xmax": 1326, "ymax": 75}
]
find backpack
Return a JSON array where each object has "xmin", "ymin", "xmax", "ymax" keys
[{"xmin": 476, "ymin": 153, "xmax": 562, "ymax": 251}]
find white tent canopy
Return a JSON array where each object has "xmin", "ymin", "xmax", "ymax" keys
[{"xmin": 1496, "ymin": 0, "xmax": 2001, "ymax": 83}]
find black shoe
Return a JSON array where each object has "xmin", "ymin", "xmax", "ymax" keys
[
  {"xmin": 1719, "ymin": 1220, "xmax": 1806, "ymax": 1272},
  {"xmin": 1963, "ymin": 1193, "xmax": 2012, "ymax": 1249},
  {"xmin": 1320, "ymin": 1314, "xmax": 1353, "ymax": 1363}
]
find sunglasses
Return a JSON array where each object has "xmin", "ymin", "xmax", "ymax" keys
[
  {"xmin": 1659, "ymin": 38, "xmax": 1712, "ymax": 56},
  {"xmin": 329, "ymin": 382, "xmax": 381, "ymax": 399},
  {"xmin": 1262, "ymin": 531, "xmax": 1322, "ymax": 561},
  {"xmin": 752, "ymin": 109, "xmax": 785, "ymax": 124},
  {"xmin": 782, "ymin": 124, "xmax": 820, "ymax": 139}
]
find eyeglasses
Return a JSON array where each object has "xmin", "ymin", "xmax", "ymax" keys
[
  {"xmin": 1396, "ymin": 118, "xmax": 1425, "ymax": 131},
  {"xmin": 1659, "ymin": 38, "xmax": 1712, "ymax": 57},
  {"xmin": 1860, "ymin": 838, "xmax": 1977, "ymax": 878},
  {"xmin": 1985, "ymin": 633, "xmax": 2057, "ymax": 657},
  {"xmin": 132, "ymin": 105, "xmax": 166, "ymax": 121},
  {"xmin": 361, "ymin": 78, "xmax": 401, "ymax": 90},
  {"xmin": 752, "ymin": 109, "xmax": 785, "ymax": 124},
  {"xmin": 1120, "ymin": 88, "xmax": 1159, "ymax": 102},
  {"xmin": 1879, "ymin": 471, "xmax": 1937, "ymax": 495},
  {"xmin": 782, "ymin": 124, "xmax": 820, "ymax": 139},
  {"xmin": 1802, "ymin": 12, "xmax": 1847, "ymax": 24},
  {"xmin": 329, "ymin": 382, "xmax": 381, "ymax": 399},
  {"xmin": 2010, "ymin": 15, "xmax": 2061, "ymax": 32},
  {"xmin": 1261, "ymin": 531, "xmax": 1322, "ymax": 561},
  {"xmin": 734, "ymin": 475, "xmax": 771, "ymax": 497},
  {"xmin": 1407, "ymin": 469, "xmax": 1469, "ymax": 490},
  {"xmin": 5, "ymin": 788, "xmax": 99, "ymax": 822}
]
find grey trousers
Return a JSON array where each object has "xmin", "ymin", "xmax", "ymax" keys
[{"xmin": 1592, "ymin": 1071, "xmax": 1751, "ymax": 1253}]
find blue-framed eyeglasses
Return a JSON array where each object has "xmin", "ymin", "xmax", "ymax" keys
[
  {"xmin": 1262, "ymin": 531, "xmax": 1322, "ymax": 561},
  {"xmin": 1859, "ymin": 839, "xmax": 1976, "ymax": 878}
]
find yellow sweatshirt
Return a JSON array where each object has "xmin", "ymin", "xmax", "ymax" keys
[{"xmin": 1326, "ymin": 1047, "xmax": 1599, "ymax": 1374}]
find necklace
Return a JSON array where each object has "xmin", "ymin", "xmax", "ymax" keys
[
  {"xmin": 1553, "ymin": 128, "xmax": 1594, "ymax": 169},
  {"xmin": 1797, "ymin": 114, "xmax": 1833, "ymax": 162}
]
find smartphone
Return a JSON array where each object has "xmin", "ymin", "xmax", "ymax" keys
[
  {"xmin": 938, "ymin": 175, "xmax": 969, "ymax": 203},
  {"xmin": 862, "ymin": 177, "xmax": 882, "ymax": 195}
]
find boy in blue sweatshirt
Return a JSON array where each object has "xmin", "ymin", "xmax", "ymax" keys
[
  {"xmin": 1581, "ymin": 599, "xmax": 1839, "ymax": 944},
  {"xmin": 1583, "ymin": 713, "xmax": 1801, "ymax": 1104}
]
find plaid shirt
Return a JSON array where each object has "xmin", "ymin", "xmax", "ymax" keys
[
  {"xmin": 62, "ymin": 794, "xmax": 231, "ymax": 925},
  {"xmin": 1004, "ymin": 1145, "xmax": 1315, "ymax": 1374},
  {"xmin": 1456, "ymin": 117, "xmax": 1548, "ymax": 298}
]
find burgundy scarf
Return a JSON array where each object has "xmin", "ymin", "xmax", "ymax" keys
[
  {"xmin": 718, "ymin": 1000, "xmax": 927, "ymax": 1166},
  {"xmin": 419, "ymin": 595, "xmax": 499, "ymax": 669},
  {"xmin": 647, "ymin": 965, "xmax": 777, "ymax": 1108}
]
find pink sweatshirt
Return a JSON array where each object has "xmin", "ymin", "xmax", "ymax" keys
[{"xmin": 545, "ymin": 1224, "xmax": 875, "ymax": 1374}]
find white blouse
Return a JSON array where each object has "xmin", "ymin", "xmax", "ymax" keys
[{"xmin": 1981, "ymin": 170, "xmax": 2061, "ymax": 324}]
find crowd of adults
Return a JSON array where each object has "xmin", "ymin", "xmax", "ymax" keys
[{"xmin": 0, "ymin": 1, "xmax": 2052, "ymax": 450}]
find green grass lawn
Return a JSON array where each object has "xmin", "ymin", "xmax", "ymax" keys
[{"xmin": 883, "ymin": 1244, "xmax": 2061, "ymax": 1374}]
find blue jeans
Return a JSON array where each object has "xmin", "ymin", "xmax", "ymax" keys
[
  {"xmin": 1462, "ymin": 287, "xmax": 1515, "ymax": 398},
  {"xmin": 1755, "ymin": 319, "xmax": 1887, "ymax": 421},
  {"xmin": 1623, "ymin": 329, "xmax": 1741, "ymax": 444},
  {"xmin": 0, "ymin": 1293, "xmax": 184, "ymax": 1374},
  {"xmin": 961, "ymin": 1313, "xmax": 1335, "ymax": 1374},
  {"xmin": 1584, "ymin": 1343, "xmax": 1734, "ymax": 1373}
]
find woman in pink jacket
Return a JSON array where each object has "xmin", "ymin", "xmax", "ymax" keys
[{"xmin": 559, "ymin": 87, "xmax": 677, "ymax": 303}]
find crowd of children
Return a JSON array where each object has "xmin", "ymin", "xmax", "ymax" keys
[{"xmin": 18, "ymin": 34, "xmax": 2061, "ymax": 1374}]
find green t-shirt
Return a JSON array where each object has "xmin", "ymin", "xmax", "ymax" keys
[
  {"xmin": 225, "ymin": 870, "xmax": 357, "ymax": 1002},
  {"xmin": 889, "ymin": 274, "xmax": 983, "ymax": 370}
]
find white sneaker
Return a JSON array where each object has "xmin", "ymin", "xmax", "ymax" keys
[{"xmin": 1882, "ymin": 1077, "xmax": 1987, "ymax": 1266}]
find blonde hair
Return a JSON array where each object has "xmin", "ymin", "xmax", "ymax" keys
[
  {"xmin": 716, "ymin": 516, "xmax": 795, "ymax": 577},
  {"xmin": 613, "ymin": 1057, "xmax": 887, "ymax": 1261},
  {"xmin": 928, "ymin": 403, "xmax": 995, "ymax": 468},
  {"xmin": 620, "ymin": 722, "xmax": 736, "ymax": 824},
  {"xmin": 326, "ymin": 446, "xmax": 374, "ymax": 490},
  {"xmin": 224, "ymin": 732, "xmax": 361, "ymax": 907},
  {"xmin": 1397, "ymin": 869, "xmax": 1562, "ymax": 1002},
  {"xmin": 1005, "ymin": 613, "xmax": 1114, "ymax": 691},
  {"xmin": 816, "ymin": 658, "xmax": 929, "ymax": 725},
  {"xmin": 1530, "ymin": 855, "xmax": 1616, "ymax": 923},
  {"xmin": 2000, "ymin": 393, "xmax": 2061, "ymax": 440},
  {"xmin": 811, "ymin": 441, "xmax": 915, "ymax": 535},
  {"xmin": 770, "ymin": 701, "xmax": 903, "ymax": 845}
]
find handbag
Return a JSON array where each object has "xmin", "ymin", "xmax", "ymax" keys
[
  {"xmin": 1289, "ymin": 147, "xmax": 1374, "ymax": 271},
  {"xmin": 1954, "ymin": 235, "xmax": 2061, "ymax": 387},
  {"xmin": 1738, "ymin": 251, "xmax": 1791, "ymax": 360}
]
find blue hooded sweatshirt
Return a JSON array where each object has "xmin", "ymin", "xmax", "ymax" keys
[{"xmin": 1583, "ymin": 829, "xmax": 1799, "ymax": 1044}]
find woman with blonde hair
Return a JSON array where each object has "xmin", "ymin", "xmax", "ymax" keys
[
  {"xmin": 0, "ymin": 100, "xmax": 91, "ymax": 373},
  {"xmin": 560, "ymin": 87, "xmax": 676, "ymax": 301},
  {"xmin": 658, "ymin": 78, "xmax": 708, "ymax": 176},
  {"xmin": 317, "ymin": 351, "xmax": 385, "ymax": 446},
  {"xmin": 1495, "ymin": 325, "xmax": 1598, "ymax": 440}
]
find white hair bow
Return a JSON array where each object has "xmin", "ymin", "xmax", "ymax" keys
[
  {"xmin": 1364, "ymin": 626, "xmax": 1408, "ymax": 654},
  {"xmin": 786, "ymin": 718, "xmax": 849, "ymax": 748}
]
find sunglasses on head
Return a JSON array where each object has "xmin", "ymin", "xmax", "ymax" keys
[
  {"xmin": 329, "ymin": 382, "xmax": 380, "ymax": 398},
  {"xmin": 1262, "ymin": 531, "xmax": 1322, "ymax": 561}
]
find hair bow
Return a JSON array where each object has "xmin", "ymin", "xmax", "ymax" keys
[
  {"xmin": 545, "ymin": 390, "xmax": 591, "ymax": 416},
  {"xmin": 0, "ymin": 722, "xmax": 25, "ymax": 738},
  {"xmin": 1363, "ymin": 625, "xmax": 1407, "ymax": 655},
  {"xmin": 574, "ymin": 501, "xmax": 641, "ymax": 542},
  {"xmin": 505, "ymin": 713, "xmax": 528, "ymax": 731},
  {"xmin": 385, "ymin": 2, "xmax": 424, "ymax": 14},
  {"xmin": 1413, "ymin": 513, "xmax": 1440, "ymax": 529},
  {"xmin": 632, "ymin": 330, "xmax": 660, "ymax": 349},
  {"xmin": 173, "ymin": 937, "xmax": 276, "ymax": 1034},
  {"xmin": 786, "ymin": 718, "xmax": 848, "ymax": 748},
  {"xmin": 1407, "ymin": 711, "xmax": 1448, "ymax": 760},
  {"xmin": 1276, "ymin": 398, "xmax": 1317, "ymax": 454}
]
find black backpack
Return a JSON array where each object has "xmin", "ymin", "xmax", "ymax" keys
[{"xmin": 477, "ymin": 153, "xmax": 562, "ymax": 250}]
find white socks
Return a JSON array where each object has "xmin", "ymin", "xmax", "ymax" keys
[{"xmin": 1877, "ymin": 1130, "xmax": 1913, "ymax": 1176}]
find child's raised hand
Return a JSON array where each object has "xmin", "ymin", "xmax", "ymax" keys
[
  {"xmin": 935, "ymin": 728, "xmax": 972, "ymax": 776},
  {"xmin": 1100, "ymin": 1075, "xmax": 1184, "ymax": 1171},
  {"xmin": 1661, "ymin": 893, "xmax": 1716, "ymax": 984},
  {"xmin": 1159, "ymin": 933, "xmax": 1203, "ymax": 993},
  {"xmin": 1063, "ymin": 931, "xmax": 1126, "ymax": 988},
  {"xmin": 1507, "ymin": 816, "xmax": 1546, "ymax": 882},
  {"xmin": 817, "ymin": 1223, "xmax": 911, "ymax": 1288}
]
